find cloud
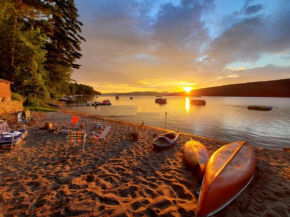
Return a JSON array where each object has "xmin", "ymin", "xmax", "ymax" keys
[
  {"xmin": 73, "ymin": 0, "xmax": 290, "ymax": 92},
  {"xmin": 204, "ymin": 1, "xmax": 290, "ymax": 67},
  {"xmin": 208, "ymin": 64, "xmax": 290, "ymax": 87},
  {"xmin": 243, "ymin": 4, "xmax": 263, "ymax": 15}
]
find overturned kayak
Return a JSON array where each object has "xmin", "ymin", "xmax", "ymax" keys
[
  {"xmin": 183, "ymin": 140, "xmax": 210, "ymax": 182},
  {"xmin": 153, "ymin": 132, "xmax": 180, "ymax": 149},
  {"xmin": 248, "ymin": 105, "xmax": 272, "ymax": 111},
  {"xmin": 197, "ymin": 141, "xmax": 256, "ymax": 217}
]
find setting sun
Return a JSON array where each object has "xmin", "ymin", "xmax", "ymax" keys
[{"xmin": 184, "ymin": 87, "xmax": 193, "ymax": 93}]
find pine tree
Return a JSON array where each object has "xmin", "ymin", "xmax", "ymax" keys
[{"xmin": 44, "ymin": 0, "xmax": 85, "ymax": 99}]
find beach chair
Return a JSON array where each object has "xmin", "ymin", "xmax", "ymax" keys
[
  {"xmin": 66, "ymin": 130, "xmax": 86, "ymax": 155},
  {"xmin": 17, "ymin": 112, "xmax": 29, "ymax": 123},
  {"xmin": 24, "ymin": 110, "xmax": 32, "ymax": 121},
  {"xmin": 95, "ymin": 118, "xmax": 105, "ymax": 129},
  {"xmin": 0, "ymin": 120, "xmax": 28, "ymax": 149},
  {"xmin": 92, "ymin": 126, "xmax": 111, "ymax": 143}
]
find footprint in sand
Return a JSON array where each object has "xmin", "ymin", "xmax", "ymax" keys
[
  {"xmin": 131, "ymin": 199, "xmax": 150, "ymax": 211},
  {"xmin": 28, "ymin": 181, "xmax": 40, "ymax": 191},
  {"xmin": 119, "ymin": 186, "xmax": 138, "ymax": 198},
  {"xmin": 171, "ymin": 183, "xmax": 193, "ymax": 200}
]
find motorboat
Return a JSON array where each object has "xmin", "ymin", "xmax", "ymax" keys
[
  {"xmin": 155, "ymin": 96, "xmax": 167, "ymax": 104},
  {"xmin": 248, "ymin": 105, "xmax": 272, "ymax": 111},
  {"xmin": 197, "ymin": 141, "xmax": 256, "ymax": 217},
  {"xmin": 101, "ymin": 99, "xmax": 111, "ymax": 105},
  {"xmin": 91, "ymin": 101, "xmax": 101, "ymax": 106},
  {"xmin": 153, "ymin": 132, "xmax": 180, "ymax": 149},
  {"xmin": 191, "ymin": 99, "xmax": 206, "ymax": 105}
]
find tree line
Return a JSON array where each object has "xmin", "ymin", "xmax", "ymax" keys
[
  {"xmin": 69, "ymin": 83, "xmax": 101, "ymax": 96},
  {"xmin": 189, "ymin": 79, "xmax": 290, "ymax": 97},
  {"xmin": 0, "ymin": 0, "xmax": 98, "ymax": 105}
]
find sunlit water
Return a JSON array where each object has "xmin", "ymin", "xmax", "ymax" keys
[{"xmin": 67, "ymin": 96, "xmax": 290, "ymax": 149}]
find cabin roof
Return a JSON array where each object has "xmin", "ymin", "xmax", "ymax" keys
[
  {"xmin": 0, "ymin": 79, "xmax": 13, "ymax": 84},
  {"xmin": 0, "ymin": 78, "xmax": 13, "ymax": 84}
]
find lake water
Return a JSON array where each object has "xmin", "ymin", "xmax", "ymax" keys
[{"xmin": 67, "ymin": 96, "xmax": 290, "ymax": 149}]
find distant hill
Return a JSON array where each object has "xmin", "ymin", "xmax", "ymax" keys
[
  {"xmin": 102, "ymin": 91, "xmax": 171, "ymax": 96},
  {"xmin": 170, "ymin": 79, "xmax": 290, "ymax": 97}
]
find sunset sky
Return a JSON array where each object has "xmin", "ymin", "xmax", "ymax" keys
[{"xmin": 73, "ymin": 0, "xmax": 290, "ymax": 93}]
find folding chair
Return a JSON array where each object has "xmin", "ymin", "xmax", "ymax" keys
[
  {"xmin": 92, "ymin": 126, "xmax": 111, "ymax": 143},
  {"xmin": 17, "ymin": 112, "xmax": 28, "ymax": 123},
  {"xmin": 24, "ymin": 110, "xmax": 32, "ymax": 121},
  {"xmin": 0, "ymin": 120, "xmax": 28, "ymax": 149},
  {"xmin": 66, "ymin": 131, "xmax": 86, "ymax": 155},
  {"xmin": 95, "ymin": 118, "xmax": 105, "ymax": 129}
]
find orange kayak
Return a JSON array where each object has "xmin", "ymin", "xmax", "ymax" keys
[
  {"xmin": 183, "ymin": 140, "xmax": 210, "ymax": 182},
  {"xmin": 197, "ymin": 141, "xmax": 256, "ymax": 217}
]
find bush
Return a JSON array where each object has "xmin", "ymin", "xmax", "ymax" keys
[
  {"xmin": 11, "ymin": 92, "xmax": 24, "ymax": 102},
  {"xmin": 27, "ymin": 107, "xmax": 57, "ymax": 112},
  {"xmin": 25, "ymin": 97, "xmax": 47, "ymax": 107}
]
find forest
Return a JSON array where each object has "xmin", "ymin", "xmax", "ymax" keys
[
  {"xmin": 187, "ymin": 79, "xmax": 290, "ymax": 97},
  {"xmin": 69, "ymin": 83, "xmax": 100, "ymax": 96},
  {"xmin": 0, "ymin": 0, "xmax": 97, "ymax": 106}
]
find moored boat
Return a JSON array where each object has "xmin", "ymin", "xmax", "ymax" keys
[
  {"xmin": 91, "ymin": 101, "xmax": 101, "ymax": 106},
  {"xmin": 183, "ymin": 140, "xmax": 210, "ymax": 182},
  {"xmin": 248, "ymin": 105, "xmax": 272, "ymax": 111},
  {"xmin": 48, "ymin": 103, "xmax": 60, "ymax": 108},
  {"xmin": 155, "ymin": 96, "xmax": 167, "ymax": 104},
  {"xmin": 101, "ymin": 99, "xmax": 111, "ymax": 105},
  {"xmin": 197, "ymin": 141, "xmax": 256, "ymax": 217},
  {"xmin": 191, "ymin": 99, "xmax": 206, "ymax": 105},
  {"xmin": 153, "ymin": 132, "xmax": 180, "ymax": 149}
]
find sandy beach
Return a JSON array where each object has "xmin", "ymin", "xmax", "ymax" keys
[{"xmin": 0, "ymin": 107, "xmax": 289, "ymax": 217}]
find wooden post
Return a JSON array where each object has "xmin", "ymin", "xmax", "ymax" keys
[{"xmin": 165, "ymin": 112, "xmax": 167, "ymax": 129}]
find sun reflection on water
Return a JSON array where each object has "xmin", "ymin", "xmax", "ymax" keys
[{"xmin": 186, "ymin": 97, "xmax": 190, "ymax": 112}]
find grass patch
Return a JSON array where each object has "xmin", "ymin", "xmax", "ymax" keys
[{"xmin": 26, "ymin": 106, "xmax": 57, "ymax": 112}]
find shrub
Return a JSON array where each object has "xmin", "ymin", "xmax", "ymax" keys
[{"xmin": 11, "ymin": 92, "xmax": 24, "ymax": 102}]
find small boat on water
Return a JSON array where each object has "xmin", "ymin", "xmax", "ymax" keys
[
  {"xmin": 153, "ymin": 132, "xmax": 180, "ymax": 149},
  {"xmin": 183, "ymin": 140, "xmax": 210, "ymax": 182},
  {"xmin": 248, "ymin": 105, "xmax": 272, "ymax": 111},
  {"xmin": 197, "ymin": 141, "xmax": 256, "ymax": 217},
  {"xmin": 155, "ymin": 96, "xmax": 167, "ymax": 104},
  {"xmin": 191, "ymin": 99, "xmax": 206, "ymax": 105},
  {"xmin": 91, "ymin": 101, "xmax": 102, "ymax": 106},
  {"xmin": 48, "ymin": 103, "xmax": 60, "ymax": 108},
  {"xmin": 101, "ymin": 99, "xmax": 111, "ymax": 105},
  {"xmin": 58, "ymin": 97, "xmax": 68, "ymax": 101}
]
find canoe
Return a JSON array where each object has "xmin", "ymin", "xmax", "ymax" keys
[
  {"xmin": 197, "ymin": 141, "xmax": 256, "ymax": 217},
  {"xmin": 183, "ymin": 140, "xmax": 210, "ymax": 182},
  {"xmin": 248, "ymin": 105, "xmax": 272, "ymax": 111},
  {"xmin": 153, "ymin": 132, "xmax": 180, "ymax": 149},
  {"xmin": 191, "ymin": 100, "xmax": 206, "ymax": 105}
]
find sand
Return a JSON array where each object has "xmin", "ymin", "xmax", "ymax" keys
[{"xmin": 0, "ymin": 107, "xmax": 289, "ymax": 217}]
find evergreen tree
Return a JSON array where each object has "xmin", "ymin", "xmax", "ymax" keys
[
  {"xmin": 44, "ymin": 0, "xmax": 85, "ymax": 99},
  {"xmin": 0, "ymin": 0, "xmax": 49, "ymax": 101},
  {"xmin": 0, "ymin": 0, "xmax": 88, "ymax": 104}
]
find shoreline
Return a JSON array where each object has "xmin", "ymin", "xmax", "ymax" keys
[
  {"xmin": 65, "ymin": 104, "xmax": 286, "ymax": 151},
  {"xmin": 0, "ymin": 107, "xmax": 289, "ymax": 216},
  {"xmin": 64, "ymin": 105, "xmax": 229, "ymax": 145}
]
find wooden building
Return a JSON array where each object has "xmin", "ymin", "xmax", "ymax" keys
[{"xmin": 0, "ymin": 79, "xmax": 13, "ymax": 102}]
